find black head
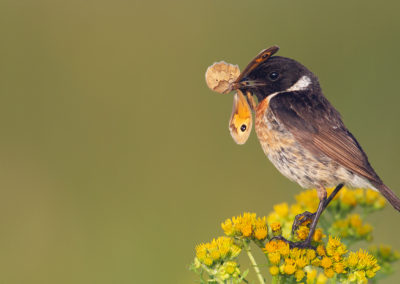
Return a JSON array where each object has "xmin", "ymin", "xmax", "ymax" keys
[{"xmin": 238, "ymin": 56, "xmax": 320, "ymax": 102}]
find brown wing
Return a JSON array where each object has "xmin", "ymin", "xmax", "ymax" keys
[{"xmin": 268, "ymin": 90, "xmax": 382, "ymax": 184}]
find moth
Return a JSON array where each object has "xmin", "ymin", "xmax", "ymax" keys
[
  {"xmin": 205, "ymin": 46, "xmax": 279, "ymax": 144},
  {"xmin": 229, "ymin": 89, "xmax": 253, "ymax": 144}
]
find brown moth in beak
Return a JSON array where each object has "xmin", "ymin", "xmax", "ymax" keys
[{"xmin": 205, "ymin": 45, "xmax": 279, "ymax": 144}]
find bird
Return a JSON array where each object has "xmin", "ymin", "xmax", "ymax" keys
[{"xmin": 231, "ymin": 46, "xmax": 400, "ymax": 248}]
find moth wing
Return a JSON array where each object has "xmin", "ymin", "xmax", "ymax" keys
[{"xmin": 229, "ymin": 90, "xmax": 253, "ymax": 145}]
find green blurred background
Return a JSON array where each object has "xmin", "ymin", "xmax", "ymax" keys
[{"xmin": 1, "ymin": 0, "xmax": 400, "ymax": 283}]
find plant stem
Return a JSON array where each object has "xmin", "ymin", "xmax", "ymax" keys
[{"xmin": 243, "ymin": 240, "xmax": 266, "ymax": 284}]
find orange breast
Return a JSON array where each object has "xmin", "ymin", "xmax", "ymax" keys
[{"xmin": 255, "ymin": 97, "xmax": 295, "ymax": 154}]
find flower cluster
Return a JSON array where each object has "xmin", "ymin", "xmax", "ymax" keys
[
  {"xmin": 191, "ymin": 188, "xmax": 398, "ymax": 284},
  {"xmin": 195, "ymin": 236, "xmax": 241, "ymax": 267},
  {"xmin": 369, "ymin": 244, "xmax": 400, "ymax": 278},
  {"xmin": 264, "ymin": 239, "xmax": 317, "ymax": 281},
  {"xmin": 345, "ymin": 249, "xmax": 381, "ymax": 282},
  {"xmin": 325, "ymin": 187, "xmax": 386, "ymax": 213},
  {"xmin": 267, "ymin": 202, "xmax": 303, "ymax": 239},
  {"xmin": 221, "ymin": 212, "xmax": 268, "ymax": 241},
  {"xmin": 193, "ymin": 236, "xmax": 245, "ymax": 283},
  {"xmin": 262, "ymin": 236, "xmax": 379, "ymax": 282},
  {"xmin": 329, "ymin": 213, "xmax": 373, "ymax": 241}
]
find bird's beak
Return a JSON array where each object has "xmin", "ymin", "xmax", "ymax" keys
[
  {"xmin": 231, "ymin": 80, "xmax": 266, "ymax": 90},
  {"xmin": 230, "ymin": 45, "xmax": 279, "ymax": 92}
]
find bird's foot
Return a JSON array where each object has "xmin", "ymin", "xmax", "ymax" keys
[
  {"xmin": 270, "ymin": 235, "xmax": 290, "ymax": 243},
  {"xmin": 270, "ymin": 236, "xmax": 315, "ymax": 250},
  {"xmin": 289, "ymin": 240, "xmax": 315, "ymax": 250},
  {"xmin": 291, "ymin": 211, "xmax": 316, "ymax": 234}
]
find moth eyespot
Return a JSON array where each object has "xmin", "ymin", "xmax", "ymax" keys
[
  {"xmin": 240, "ymin": 124, "xmax": 247, "ymax": 132},
  {"xmin": 269, "ymin": 71, "xmax": 279, "ymax": 81}
]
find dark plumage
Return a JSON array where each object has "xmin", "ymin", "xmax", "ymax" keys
[{"xmin": 233, "ymin": 47, "xmax": 400, "ymax": 247}]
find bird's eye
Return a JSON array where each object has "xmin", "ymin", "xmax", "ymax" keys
[
  {"xmin": 269, "ymin": 72, "xmax": 279, "ymax": 81},
  {"xmin": 240, "ymin": 124, "xmax": 247, "ymax": 132}
]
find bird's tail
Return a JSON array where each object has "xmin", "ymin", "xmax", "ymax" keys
[{"xmin": 374, "ymin": 183, "xmax": 400, "ymax": 212}]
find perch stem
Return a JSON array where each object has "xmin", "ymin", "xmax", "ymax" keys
[{"xmin": 243, "ymin": 240, "xmax": 265, "ymax": 284}]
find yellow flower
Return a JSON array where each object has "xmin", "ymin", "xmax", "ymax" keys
[
  {"xmin": 306, "ymin": 249, "xmax": 316, "ymax": 261},
  {"xmin": 295, "ymin": 269, "xmax": 305, "ymax": 281},
  {"xmin": 366, "ymin": 269, "xmax": 376, "ymax": 278},
  {"xmin": 290, "ymin": 248, "xmax": 302, "ymax": 259},
  {"xmin": 210, "ymin": 249, "xmax": 221, "ymax": 261},
  {"xmin": 222, "ymin": 212, "xmax": 269, "ymax": 239},
  {"xmin": 274, "ymin": 203, "xmax": 289, "ymax": 218},
  {"xmin": 334, "ymin": 262, "xmax": 345, "ymax": 274},
  {"xmin": 354, "ymin": 270, "xmax": 367, "ymax": 283},
  {"xmin": 317, "ymin": 245, "xmax": 326, "ymax": 256},
  {"xmin": 306, "ymin": 268, "xmax": 317, "ymax": 284},
  {"xmin": 353, "ymin": 188, "xmax": 365, "ymax": 202},
  {"xmin": 311, "ymin": 258, "xmax": 321, "ymax": 266},
  {"xmin": 349, "ymin": 214, "xmax": 362, "ymax": 228},
  {"xmin": 326, "ymin": 236, "xmax": 347, "ymax": 256},
  {"xmin": 195, "ymin": 243, "xmax": 207, "ymax": 261},
  {"xmin": 291, "ymin": 204, "xmax": 303, "ymax": 215},
  {"xmin": 357, "ymin": 224, "xmax": 372, "ymax": 236},
  {"xmin": 296, "ymin": 190, "xmax": 319, "ymax": 211},
  {"xmin": 241, "ymin": 223, "xmax": 252, "ymax": 237},
  {"xmin": 331, "ymin": 252, "xmax": 341, "ymax": 262},
  {"xmin": 324, "ymin": 268, "xmax": 335, "ymax": 278},
  {"xmin": 269, "ymin": 266, "xmax": 279, "ymax": 276},
  {"xmin": 376, "ymin": 196, "xmax": 386, "ymax": 208},
  {"xmin": 195, "ymin": 237, "xmax": 241, "ymax": 267},
  {"xmin": 339, "ymin": 187, "xmax": 357, "ymax": 207},
  {"xmin": 316, "ymin": 272, "xmax": 328, "ymax": 284},
  {"xmin": 193, "ymin": 192, "xmax": 393, "ymax": 284},
  {"xmin": 365, "ymin": 189, "xmax": 379, "ymax": 205},
  {"xmin": 284, "ymin": 263, "xmax": 296, "ymax": 275},
  {"xmin": 277, "ymin": 240, "xmax": 290, "ymax": 256},
  {"xmin": 347, "ymin": 252, "xmax": 358, "ymax": 268},
  {"xmin": 219, "ymin": 244, "xmax": 230, "ymax": 258},
  {"xmin": 320, "ymin": 256, "xmax": 332, "ymax": 269},
  {"xmin": 296, "ymin": 257, "xmax": 308, "ymax": 269},
  {"xmin": 379, "ymin": 245, "xmax": 392, "ymax": 258},
  {"xmin": 346, "ymin": 249, "xmax": 380, "ymax": 276},
  {"xmin": 264, "ymin": 240, "xmax": 278, "ymax": 253},
  {"xmin": 255, "ymin": 216, "xmax": 267, "ymax": 227},
  {"xmin": 270, "ymin": 222, "xmax": 281, "ymax": 232},
  {"xmin": 296, "ymin": 226, "xmax": 309, "ymax": 241},
  {"xmin": 203, "ymin": 257, "xmax": 213, "ymax": 266},
  {"xmin": 268, "ymin": 252, "xmax": 281, "ymax": 265},
  {"xmin": 224, "ymin": 261, "xmax": 237, "ymax": 275},
  {"xmin": 356, "ymin": 249, "xmax": 378, "ymax": 269},
  {"xmin": 221, "ymin": 219, "xmax": 234, "ymax": 236},
  {"xmin": 313, "ymin": 228, "xmax": 324, "ymax": 242},
  {"xmin": 254, "ymin": 227, "xmax": 268, "ymax": 240}
]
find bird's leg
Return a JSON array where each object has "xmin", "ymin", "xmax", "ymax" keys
[
  {"xmin": 323, "ymin": 183, "xmax": 344, "ymax": 208},
  {"xmin": 290, "ymin": 197, "xmax": 325, "ymax": 249},
  {"xmin": 290, "ymin": 183, "xmax": 345, "ymax": 248},
  {"xmin": 291, "ymin": 183, "xmax": 344, "ymax": 233}
]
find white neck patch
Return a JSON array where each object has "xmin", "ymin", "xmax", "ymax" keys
[
  {"xmin": 267, "ymin": 75, "xmax": 311, "ymax": 103},
  {"xmin": 287, "ymin": 75, "xmax": 311, "ymax": 92}
]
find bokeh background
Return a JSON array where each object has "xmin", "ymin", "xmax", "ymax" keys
[{"xmin": 1, "ymin": 0, "xmax": 400, "ymax": 283}]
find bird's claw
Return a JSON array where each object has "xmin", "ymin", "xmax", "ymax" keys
[
  {"xmin": 270, "ymin": 235, "xmax": 316, "ymax": 250},
  {"xmin": 289, "ymin": 240, "xmax": 316, "ymax": 250},
  {"xmin": 270, "ymin": 235, "xmax": 290, "ymax": 243},
  {"xmin": 291, "ymin": 211, "xmax": 316, "ymax": 234}
]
